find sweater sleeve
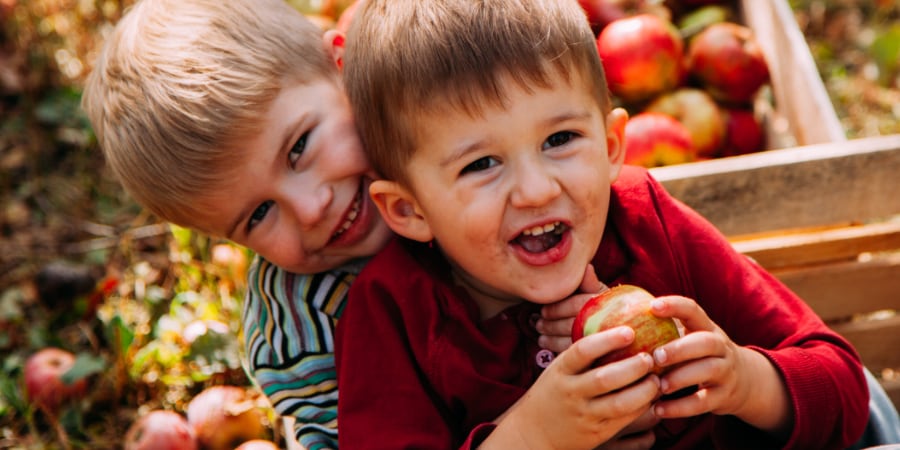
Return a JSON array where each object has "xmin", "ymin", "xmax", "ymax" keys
[
  {"xmin": 640, "ymin": 172, "xmax": 869, "ymax": 449},
  {"xmin": 242, "ymin": 256, "xmax": 354, "ymax": 450}
]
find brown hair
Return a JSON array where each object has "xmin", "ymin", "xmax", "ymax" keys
[
  {"xmin": 343, "ymin": 0, "xmax": 611, "ymax": 187},
  {"xmin": 82, "ymin": 0, "xmax": 336, "ymax": 228}
]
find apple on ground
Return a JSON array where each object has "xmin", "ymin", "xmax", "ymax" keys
[
  {"xmin": 125, "ymin": 410, "xmax": 198, "ymax": 450},
  {"xmin": 624, "ymin": 112, "xmax": 695, "ymax": 168},
  {"xmin": 187, "ymin": 385, "xmax": 269, "ymax": 450},
  {"xmin": 596, "ymin": 14, "xmax": 685, "ymax": 104},
  {"xmin": 720, "ymin": 107, "xmax": 766, "ymax": 156},
  {"xmin": 645, "ymin": 87, "xmax": 726, "ymax": 158},
  {"xmin": 235, "ymin": 440, "xmax": 281, "ymax": 450},
  {"xmin": 687, "ymin": 22, "xmax": 770, "ymax": 105},
  {"xmin": 572, "ymin": 285, "xmax": 680, "ymax": 375},
  {"xmin": 23, "ymin": 347, "xmax": 89, "ymax": 414}
]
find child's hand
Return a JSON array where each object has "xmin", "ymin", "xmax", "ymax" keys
[
  {"xmin": 595, "ymin": 408, "xmax": 659, "ymax": 450},
  {"xmin": 648, "ymin": 296, "xmax": 791, "ymax": 436},
  {"xmin": 536, "ymin": 265, "xmax": 608, "ymax": 353},
  {"xmin": 485, "ymin": 327, "xmax": 660, "ymax": 450}
]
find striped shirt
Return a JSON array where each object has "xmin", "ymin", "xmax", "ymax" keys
[{"xmin": 241, "ymin": 255, "xmax": 366, "ymax": 449}]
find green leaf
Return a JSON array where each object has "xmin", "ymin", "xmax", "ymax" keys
[
  {"xmin": 103, "ymin": 314, "xmax": 136, "ymax": 355},
  {"xmin": 60, "ymin": 353, "xmax": 106, "ymax": 385}
]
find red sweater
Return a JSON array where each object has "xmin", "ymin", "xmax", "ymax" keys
[{"xmin": 335, "ymin": 166, "xmax": 868, "ymax": 449}]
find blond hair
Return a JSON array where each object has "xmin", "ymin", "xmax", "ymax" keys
[
  {"xmin": 82, "ymin": 0, "xmax": 336, "ymax": 228},
  {"xmin": 343, "ymin": 0, "xmax": 611, "ymax": 187}
]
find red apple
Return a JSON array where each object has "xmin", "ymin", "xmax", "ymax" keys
[
  {"xmin": 645, "ymin": 87, "xmax": 726, "ymax": 158},
  {"xmin": 23, "ymin": 347, "xmax": 88, "ymax": 414},
  {"xmin": 577, "ymin": 0, "xmax": 671, "ymax": 36},
  {"xmin": 572, "ymin": 285, "xmax": 679, "ymax": 374},
  {"xmin": 624, "ymin": 112, "xmax": 695, "ymax": 167},
  {"xmin": 687, "ymin": 22, "xmax": 769, "ymax": 105},
  {"xmin": 720, "ymin": 107, "xmax": 765, "ymax": 156},
  {"xmin": 125, "ymin": 410, "xmax": 198, "ymax": 450},
  {"xmin": 235, "ymin": 440, "xmax": 280, "ymax": 450},
  {"xmin": 596, "ymin": 14, "xmax": 685, "ymax": 104},
  {"xmin": 186, "ymin": 386, "xmax": 268, "ymax": 450}
]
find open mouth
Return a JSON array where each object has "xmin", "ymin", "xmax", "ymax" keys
[
  {"xmin": 330, "ymin": 186, "xmax": 363, "ymax": 242},
  {"xmin": 513, "ymin": 221, "xmax": 568, "ymax": 253}
]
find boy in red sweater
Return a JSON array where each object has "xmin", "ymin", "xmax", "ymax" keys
[{"xmin": 335, "ymin": 0, "xmax": 869, "ymax": 448}]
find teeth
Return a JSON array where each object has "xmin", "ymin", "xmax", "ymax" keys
[
  {"xmin": 333, "ymin": 192, "xmax": 362, "ymax": 238},
  {"xmin": 522, "ymin": 221, "xmax": 561, "ymax": 237}
]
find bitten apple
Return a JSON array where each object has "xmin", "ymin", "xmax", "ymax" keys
[
  {"xmin": 124, "ymin": 410, "xmax": 198, "ymax": 450},
  {"xmin": 23, "ymin": 347, "xmax": 88, "ymax": 414},
  {"xmin": 596, "ymin": 14, "xmax": 684, "ymax": 104},
  {"xmin": 645, "ymin": 87, "xmax": 726, "ymax": 158},
  {"xmin": 572, "ymin": 285, "xmax": 679, "ymax": 375},
  {"xmin": 687, "ymin": 22, "xmax": 769, "ymax": 105},
  {"xmin": 624, "ymin": 112, "xmax": 695, "ymax": 168}
]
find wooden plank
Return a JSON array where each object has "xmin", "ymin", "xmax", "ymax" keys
[
  {"xmin": 651, "ymin": 135, "xmax": 900, "ymax": 236},
  {"xmin": 733, "ymin": 220, "xmax": 900, "ymax": 270},
  {"xmin": 833, "ymin": 314, "xmax": 900, "ymax": 374},
  {"xmin": 740, "ymin": 0, "xmax": 846, "ymax": 145},
  {"xmin": 773, "ymin": 252, "xmax": 900, "ymax": 321}
]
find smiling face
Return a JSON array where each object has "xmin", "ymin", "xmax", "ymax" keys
[
  {"xmin": 371, "ymin": 71, "xmax": 626, "ymax": 315},
  {"xmin": 192, "ymin": 77, "xmax": 394, "ymax": 273}
]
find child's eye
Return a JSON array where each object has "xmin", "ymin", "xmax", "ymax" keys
[
  {"xmin": 248, "ymin": 200, "xmax": 273, "ymax": 231},
  {"xmin": 460, "ymin": 156, "xmax": 498, "ymax": 175},
  {"xmin": 289, "ymin": 132, "xmax": 309, "ymax": 166},
  {"xmin": 543, "ymin": 131, "xmax": 576, "ymax": 149}
]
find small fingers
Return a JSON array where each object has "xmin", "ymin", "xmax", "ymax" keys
[
  {"xmin": 650, "ymin": 296, "xmax": 716, "ymax": 333},
  {"xmin": 557, "ymin": 326, "xmax": 635, "ymax": 374},
  {"xmin": 537, "ymin": 334, "xmax": 573, "ymax": 354},
  {"xmin": 588, "ymin": 373, "xmax": 659, "ymax": 420}
]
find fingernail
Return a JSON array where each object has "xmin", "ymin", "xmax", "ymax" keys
[
  {"xmin": 651, "ymin": 299, "xmax": 665, "ymax": 312},
  {"xmin": 655, "ymin": 405, "xmax": 665, "ymax": 417},
  {"xmin": 654, "ymin": 347, "xmax": 667, "ymax": 365},
  {"xmin": 641, "ymin": 352, "xmax": 653, "ymax": 367}
]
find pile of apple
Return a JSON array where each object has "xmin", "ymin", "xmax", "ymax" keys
[
  {"xmin": 579, "ymin": 0, "xmax": 771, "ymax": 167},
  {"xmin": 123, "ymin": 385, "xmax": 274, "ymax": 450}
]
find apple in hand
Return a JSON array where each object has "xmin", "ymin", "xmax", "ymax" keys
[
  {"xmin": 687, "ymin": 22, "xmax": 769, "ymax": 105},
  {"xmin": 596, "ymin": 14, "xmax": 684, "ymax": 104},
  {"xmin": 23, "ymin": 347, "xmax": 88, "ymax": 414},
  {"xmin": 645, "ymin": 87, "xmax": 726, "ymax": 158},
  {"xmin": 624, "ymin": 112, "xmax": 695, "ymax": 168},
  {"xmin": 572, "ymin": 285, "xmax": 679, "ymax": 374},
  {"xmin": 125, "ymin": 410, "xmax": 198, "ymax": 450}
]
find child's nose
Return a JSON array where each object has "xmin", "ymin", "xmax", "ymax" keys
[
  {"xmin": 510, "ymin": 161, "xmax": 561, "ymax": 208},
  {"xmin": 286, "ymin": 184, "xmax": 333, "ymax": 228}
]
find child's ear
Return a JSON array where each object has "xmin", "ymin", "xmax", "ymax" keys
[
  {"xmin": 369, "ymin": 180, "xmax": 434, "ymax": 243},
  {"xmin": 605, "ymin": 107, "xmax": 628, "ymax": 181},
  {"xmin": 322, "ymin": 29, "xmax": 346, "ymax": 70}
]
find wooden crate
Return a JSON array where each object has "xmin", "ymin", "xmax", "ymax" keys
[
  {"xmin": 651, "ymin": 134, "xmax": 900, "ymax": 409},
  {"xmin": 739, "ymin": 0, "xmax": 847, "ymax": 148}
]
